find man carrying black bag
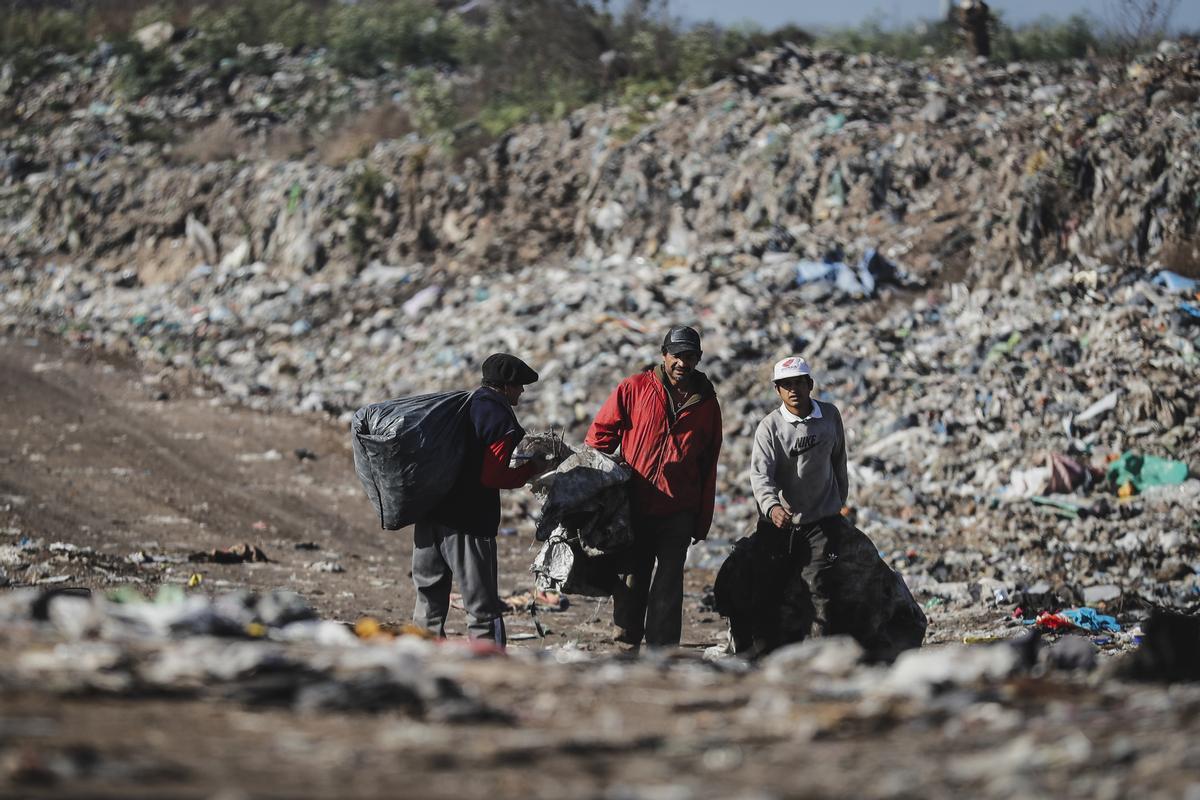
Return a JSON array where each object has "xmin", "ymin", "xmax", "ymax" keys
[
  {"xmin": 412, "ymin": 353, "xmax": 540, "ymax": 647},
  {"xmin": 717, "ymin": 355, "xmax": 925, "ymax": 661},
  {"xmin": 744, "ymin": 356, "xmax": 847, "ymax": 656}
]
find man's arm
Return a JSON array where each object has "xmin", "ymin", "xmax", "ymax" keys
[
  {"xmin": 585, "ymin": 380, "xmax": 628, "ymax": 454},
  {"xmin": 480, "ymin": 433, "xmax": 537, "ymax": 489},
  {"xmin": 693, "ymin": 403, "xmax": 723, "ymax": 542},
  {"xmin": 750, "ymin": 418, "xmax": 788, "ymax": 526},
  {"xmin": 832, "ymin": 408, "xmax": 849, "ymax": 507}
]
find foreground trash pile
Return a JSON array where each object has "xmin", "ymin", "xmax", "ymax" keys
[
  {"xmin": 0, "ymin": 586, "xmax": 496, "ymax": 718},
  {"xmin": 4, "ymin": 586, "xmax": 1200, "ymax": 797}
]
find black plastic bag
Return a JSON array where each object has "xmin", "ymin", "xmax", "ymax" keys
[
  {"xmin": 714, "ymin": 516, "xmax": 926, "ymax": 662},
  {"xmin": 527, "ymin": 446, "xmax": 635, "ymax": 597},
  {"xmin": 351, "ymin": 391, "xmax": 472, "ymax": 530}
]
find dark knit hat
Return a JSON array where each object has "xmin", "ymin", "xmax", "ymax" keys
[
  {"xmin": 481, "ymin": 353, "xmax": 539, "ymax": 385},
  {"xmin": 662, "ymin": 325, "xmax": 702, "ymax": 355}
]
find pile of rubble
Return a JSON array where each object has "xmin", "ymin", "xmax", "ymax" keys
[{"xmin": 0, "ymin": 584, "xmax": 1157, "ymax": 700}]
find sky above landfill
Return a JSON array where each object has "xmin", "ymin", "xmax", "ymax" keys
[{"xmin": 671, "ymin": 0, "xmax": 1200, "ymax": 31}]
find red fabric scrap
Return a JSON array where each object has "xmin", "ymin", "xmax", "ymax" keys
[{"xmin": 1035, "ymin": 611, "xmax": 1075, "ymax": 631}]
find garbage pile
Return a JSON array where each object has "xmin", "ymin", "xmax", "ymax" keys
[
  {"xmin": 5, "ymin": 582, "xmax": 1200, "ymax": 715},
  {"xmin": 0, "ymin": 586, "xmax": 497, "ymax": 718},
  {"xmin": 2, "ymin": 221, "xmax": 1197, "ymax": 637},
  {"xmin": 3, "ymin": 40, "xmax": 1199, "ymax": 282}
]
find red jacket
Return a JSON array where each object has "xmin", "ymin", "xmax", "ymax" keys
[{"xmin": 586, "ymin": 367, "xmax": 722, "ymax": 540}]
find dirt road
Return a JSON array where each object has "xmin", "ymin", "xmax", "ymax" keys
[{"xmin": 0, "ymin": 334, "xmax": 726, "ymax": 642}]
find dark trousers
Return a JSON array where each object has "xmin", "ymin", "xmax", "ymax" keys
[
  {"xmin": 612, "ymin": 511, "xmax": 695, "ymax": 647},
  {"xmin": 411, "ymin": 521, "xmax": 507, "ymax": 645},
  {"xmin": 731, "ymin": 516, "xmax": 841, "ymax": 653}
]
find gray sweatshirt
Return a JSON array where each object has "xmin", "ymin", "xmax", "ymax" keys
[{"xmin": 750, "ymin": 400, "xmax": 848, "ymax": 524}]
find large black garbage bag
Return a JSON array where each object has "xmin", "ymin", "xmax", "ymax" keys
[
  {"xmin": 351, "ymin": 391, "xmax": 473, "ymax": 530},
  {"xmin": 529, "ymin": 446, "xmax": 634, "ymax": 596},
  {"xmin": 534, "ymin": 447, "xmax": 633, "ymax": 548},
  {"xmin": 714, "ymin": 516, "xmax": 926, "ymax": 662},
  {"xmin": 1112, "ymin": 608, "xmax": 1200, "ymax": 682},
  {"xmin": 831, "ymin": 519, "xmax": 927, "ymax": 661}
]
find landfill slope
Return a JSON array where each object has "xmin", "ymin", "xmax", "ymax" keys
[
  {"xmin": 2, "ymin": 36, "xmax": 1200, "ymax": 800},
  {"xmin": 2, "ymin": 43, "xmax": 1199, "ymax": 279}
]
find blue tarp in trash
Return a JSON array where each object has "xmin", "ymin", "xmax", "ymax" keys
[
  {"xmin": 1060, "ymin": 607, "xmax": 1121, "ymax": 632},
  {"xmin": 1152, "ymin": 270, "xmax": 1198, "ymax": 294},
  {"xmin": 795, "ymin": 248, "xmax": 914, "ymax": 297}
]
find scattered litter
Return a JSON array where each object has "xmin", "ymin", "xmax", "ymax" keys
[
  {"xmin": 188, "ymin": 543, "xmax": 270, "ymax": 564},
  {"xmin": 236, "ymin": 450, "xmax": 284, "ymax": 462},
  {"xmin": 1106, "ymin": 452, "xmax": 1189, "ymax": 495},
  {"xmin": 0, "ymin": 587, "xmax": 496, "ymax": 719}
]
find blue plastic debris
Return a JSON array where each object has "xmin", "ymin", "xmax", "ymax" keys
[
  {"xmin": 1060, "ymin": 607, "xmax": 1121, "ymax": 633},
  {"xmin": 1153, "ymin": 270, "xmax": 1199, "ymax": 294},
  {"xmin": 793, "ymin": 248, "xmax": 912, "ymax": 298}
]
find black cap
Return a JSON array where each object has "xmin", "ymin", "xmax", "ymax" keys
[
  {"xmin": 481, "ymin": 353, "xmax": 539, "ymax": 385},
  {"xmin": 662, "ymin": 325, "xmax": 702, "ymax": 355}
]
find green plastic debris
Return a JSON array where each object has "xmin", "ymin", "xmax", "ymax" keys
[
  {"xmin": 987, "ymin": 331, "xmax": 1022, "ymax": 361},
  {"xmin": 106, "ymin": 586, "xmax": 146, "ymax": 604},
  {"xmin": 826, "ymin": 169, "xmax": 846, "ymax": 207},
  {"xmin": 1030, "ymin": 496, "xmax": 1082, "ymax": 519},
  {"xmin": 154, "ymin": 584, "xmax": 186, "ymax": 604},
  {"xmin": 287, "ymin": 182, "xmax": 303, "ymax": 214},
  {"xmin": 1106, "ymin": 452, "xmax": 1189, "ymax": 495}
]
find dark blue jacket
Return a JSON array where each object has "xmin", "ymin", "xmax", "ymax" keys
[{"xmin": 428, "ymin": 387, "xmax": 525, "ymax": 537}]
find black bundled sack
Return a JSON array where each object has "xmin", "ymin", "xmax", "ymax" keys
[
  {"xmin": 351, "ymin": 391, "xmax": 473, "ymax": 530},
  {"xmin": 529, "ymin": 446, "xmax": 635, "ymax": 597},
  {"xmin": 714, "ymin": 515, "xmax": 926, "ymax": 662}
]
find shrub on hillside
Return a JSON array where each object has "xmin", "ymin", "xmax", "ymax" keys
[
  {"xmin": 995, "ymin": 15, "xmax": 1109, "ymax": 61},
  {"xmin": 1, "ymin": 8, "xmax": 91, "ymax": 58},
  {"xmin": 113, "ymin": 37, "xmax": 181, "ymax": 97},
  {"xmin": 327, "ymin": 0, "xmax": 461, "ymax": 75}
]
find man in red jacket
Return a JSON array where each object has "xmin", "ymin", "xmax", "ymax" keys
[{"xmin": 586, "ymin": 325, "xmax": 723, "ymax": 649}]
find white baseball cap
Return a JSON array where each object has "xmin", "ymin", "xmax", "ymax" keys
[{"xmin": 773, "ymin": 356, "xmax": 812, "ymax": 382}]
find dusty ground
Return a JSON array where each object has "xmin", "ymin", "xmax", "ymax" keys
[
  {"xmin": 4, "ymin": 335, "xmax": 1196, "ymax": 800},
  {"xmin": 0, "ymin": 334, "xmax": 725, "ymax": 643}
]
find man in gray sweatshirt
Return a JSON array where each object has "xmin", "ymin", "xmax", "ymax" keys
[{"xmin": 747, "ymin": 355, "xmax": 848, "ymax": 651}]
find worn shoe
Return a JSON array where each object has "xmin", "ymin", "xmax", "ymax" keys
[
  {"xmin": 612, "ymin": 626, "xmax": 642, "ymax": 645},
  {"xmin": 614, "ymin": 640, "xmax": 641, "ymax": 657}
]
